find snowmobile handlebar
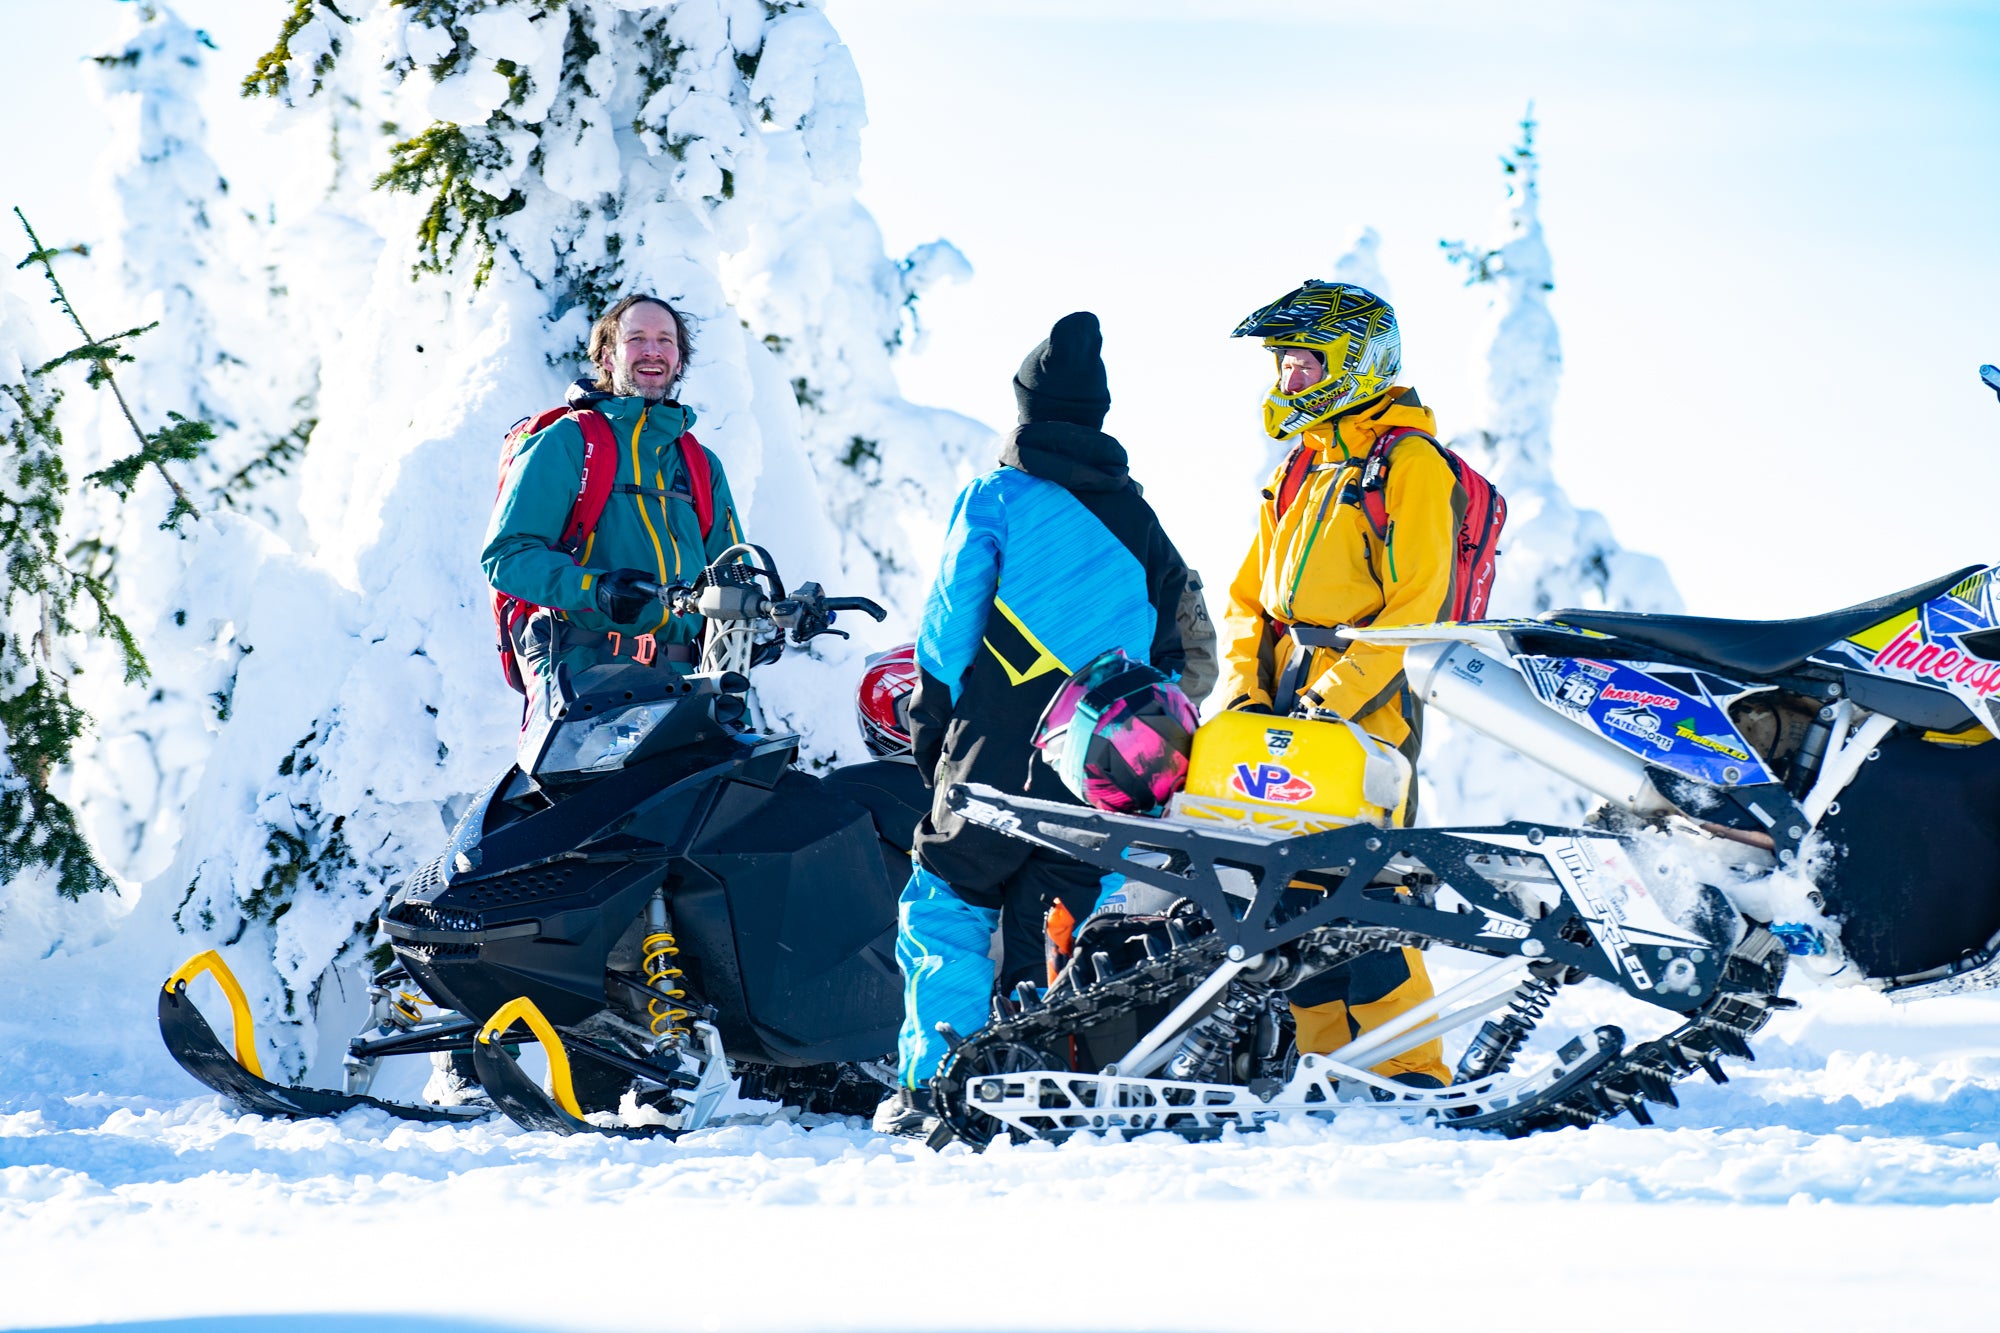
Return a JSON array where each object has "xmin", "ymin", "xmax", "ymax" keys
[{"xmin": 630, "ymin": 578, "xmax": 886, "ymax": 646}]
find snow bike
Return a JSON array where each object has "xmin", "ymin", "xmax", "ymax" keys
[
  {"xmin": 162, "ymin": 550, "xmax": 925, "ymax": 1136},
  {"xmin": 932, "ymin": 561, "xmax": 2000, "ymax": 1143}
]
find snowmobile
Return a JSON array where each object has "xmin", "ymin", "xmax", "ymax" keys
[
  {"xmin": 931, "ymin": 559, "xmax": 2000, "ymax": 1143},
  {"xmin": 161, "ymin": 549, "xmax": 927, "ymax": 1136}
]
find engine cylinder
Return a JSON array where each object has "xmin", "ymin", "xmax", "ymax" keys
[{"xmin": 1402, "ymin": 641, "xmax": 1676, "ymax": 815}]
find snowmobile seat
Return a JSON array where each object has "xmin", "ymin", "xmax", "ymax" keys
[
  {"xmin": 1545, "ymin": 566, "xmax": 1983, "ymax": 678},
  {"xmin": 819, "ymin": 759, "xmax": 929, "ymax": 854}
]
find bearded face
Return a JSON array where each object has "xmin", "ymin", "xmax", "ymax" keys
[{"xmin": 604, "ymin": 302, "xmax": 683, "ymax": 400}]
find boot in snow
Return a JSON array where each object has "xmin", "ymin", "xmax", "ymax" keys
[
  {"xmin": 872, "ymin": 1087, "xmax": 940, "ymax": 1138},
  {"xmin": 424, "ymin": 1050, "xmax": 494, "ymax": 1110}
]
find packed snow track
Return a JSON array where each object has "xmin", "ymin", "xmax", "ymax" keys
[{"xmin": 6, "ymin": 980, "xmax": 1999, "ymax": 1332}]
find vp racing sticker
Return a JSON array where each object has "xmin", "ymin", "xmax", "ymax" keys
[{"xmin": 1230, "ymin": 762, "xmax": 1315, "ymax": 804}]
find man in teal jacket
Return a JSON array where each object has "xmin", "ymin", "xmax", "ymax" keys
[{"xmin": 483, "ymin": 294, "xmax": 744, "ymax": 684}]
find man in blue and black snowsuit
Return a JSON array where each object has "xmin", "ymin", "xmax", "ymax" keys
[{"xmin": 875, "ymin": 311, "xmax": 1190, "ymax": 1136}]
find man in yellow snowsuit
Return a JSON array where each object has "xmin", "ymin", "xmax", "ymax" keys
[{"xmin": 1219, "ymin": 280, "xmax": 1456, "ymax": 1089}]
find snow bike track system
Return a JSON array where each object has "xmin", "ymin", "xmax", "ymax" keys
[{"xmin": 934, "ymin": 785, "xmax": 1793, "ymax": 1143}]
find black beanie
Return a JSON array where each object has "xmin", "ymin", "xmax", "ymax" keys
[{"xmin": 1013, "ymin": 311, "xmax": 1111, "ymax": 428}]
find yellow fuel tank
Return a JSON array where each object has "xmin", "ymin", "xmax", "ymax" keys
[{"xmin": 1177, "ymin": 711, "xmax": 1401, "ymax": 832}]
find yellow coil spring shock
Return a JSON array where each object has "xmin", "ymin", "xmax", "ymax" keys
[
  {"xmin": 641, "ymin": 927, "xmax": 691, "ymax": 1041},
  {"xmin": 391, "ymin": 990, "xmax": 431, "ymax": 1026}
]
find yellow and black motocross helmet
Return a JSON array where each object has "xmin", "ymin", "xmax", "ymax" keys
[{"xmin": 1232, "ymin": 280, "xmax": 1401, "ymax": 440}]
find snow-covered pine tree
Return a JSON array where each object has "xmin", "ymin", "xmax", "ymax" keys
[
  {"xmin": 1330, "ymin": 224, "xmax": 1391, "ymax": 296},
  {"xmin": 718, "ymin": 11, "xmax": 988, "ymax": 612},
  {"xmin": 101, "ymin": 0, "xmax": 985, "ymax": 1078},
  {"xmin": 89, "ymin": 1, "xmax": 320, "ymax": 527},
  {"xmin": 1420, "ymin": 109, "xmax": 1682, "ymax": 825},
  {"xmin": 1441, "ymin": 108, "xmax": 1678, "ymax": 621},
  {"xmin": 58, "ymin": 1, "xmax": 325, "ymax": 889},
  {"xmin": 0, "ymin": 278, "xmax": 144, "ymax": 911}
]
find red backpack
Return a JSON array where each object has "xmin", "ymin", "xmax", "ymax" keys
[
  {"xmin": 1274, "ymin": 426, "xmax": 1506, "ymax": 621},
  {"xmin": 491, "ymin": 406, "xmax": 716, "ymax": 693}
]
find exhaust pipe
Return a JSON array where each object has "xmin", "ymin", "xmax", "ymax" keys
[{"xmin": 1403, "ymin": 641, "xmax": 1675, "ymax": 815}]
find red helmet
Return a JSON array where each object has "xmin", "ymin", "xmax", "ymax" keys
[{"xmin": 857, "ymin": 644, "xmax": 919, "ymax": 757}]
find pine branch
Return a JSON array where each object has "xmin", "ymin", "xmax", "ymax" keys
[
  {"xmin": 244, "ymin": 0, "xmax": 346, "ymax": 100},
  {"xmin": 374, "ymin": 123, "xmax": 525, "ymax": 286},
  {"xmin": 34, "ymin": 323, "xmax": 155, "ymax": 387},
  {"xmin": 76, "ymin": 574, "xmax": 149, "ymax": 685},
  {"xmin": 14, "ymin": 208, "xmax": 204, "ymax": 530}
]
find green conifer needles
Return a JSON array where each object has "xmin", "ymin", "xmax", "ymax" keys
[
  {"xmin": 1, "ymin": 249, "xmax": 144, "ymax": 901},
  {"xmin": 242, "ymin": 0, "xmax": 345, "ymax": 102},
  {"xmin": 14, "ymin": 209, "xmax": 207, "ymax": 532},
  {"xmin": 374, "ymin": 125, "xmax": 525, "ymax": 286}
]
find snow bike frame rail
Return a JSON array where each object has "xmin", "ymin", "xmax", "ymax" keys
[
  {"xmin": 944, "ymin": 784, "xmax": 1716, "ymax": 1004},
  {"xmin": 937, "ymin": 920, "xmax": 1789, "ymax": 1142}
]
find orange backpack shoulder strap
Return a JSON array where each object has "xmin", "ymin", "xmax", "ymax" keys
[{"xmin": 1272, "ymin": 444, "xmax": 1315, "ymax": 521}]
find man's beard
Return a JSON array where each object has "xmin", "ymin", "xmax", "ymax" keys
[{"xmin": 613, "ymin": 365, "xmax": 674, "ymax": 401}]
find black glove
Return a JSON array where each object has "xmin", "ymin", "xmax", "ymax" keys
[
  {"xmin": 1292, "ymin": 689, "xmax": 1341, "ymax": 722},
  {"xmin": 592, "ymin": 568, "xmax": 656, "ymax": 624}
]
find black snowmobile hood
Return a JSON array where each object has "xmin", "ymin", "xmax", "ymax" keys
[{"xmin": 1001, "ymin": 421, "xmax": 1131, "ymax": 494}]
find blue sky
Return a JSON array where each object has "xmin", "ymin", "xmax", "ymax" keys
[
  {"xmin": 836, "ymin": 0, "xmax": 2000, "ymax": 613},
  {"xmin": 2, "ymin": 0, "xmax": 1995, "ymax": 615}
]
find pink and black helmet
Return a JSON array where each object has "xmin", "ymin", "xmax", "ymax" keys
[{"xmin": 1032, "ymin": 649, "xmax": 1198, "ymax": 814}]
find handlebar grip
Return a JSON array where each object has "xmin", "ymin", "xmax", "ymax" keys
[{"xmin": 822, "ymin": 596, "xmax": 888, "ymax": 622}]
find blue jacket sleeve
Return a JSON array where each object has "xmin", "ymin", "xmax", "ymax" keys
[{"xmin": 908, "ymin": 478, "xmax": 1004, "ymax": 778}]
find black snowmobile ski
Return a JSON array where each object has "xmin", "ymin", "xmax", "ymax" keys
[
  {"xmin": 469, "ymin": 1038, "xmax": 663, "ymax": 1137},
  {"xmin": 159, "ymin": 955, "xmax": 487, "ymax": 1124},
  {"xmin": 469, "ymin": 996, "xmax": 691, "ymax": 1138}
]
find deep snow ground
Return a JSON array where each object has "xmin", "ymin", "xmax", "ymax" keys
[{"xmin": 5, "ymin": 971, "xmax": 1998, "ymax": 1332}]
